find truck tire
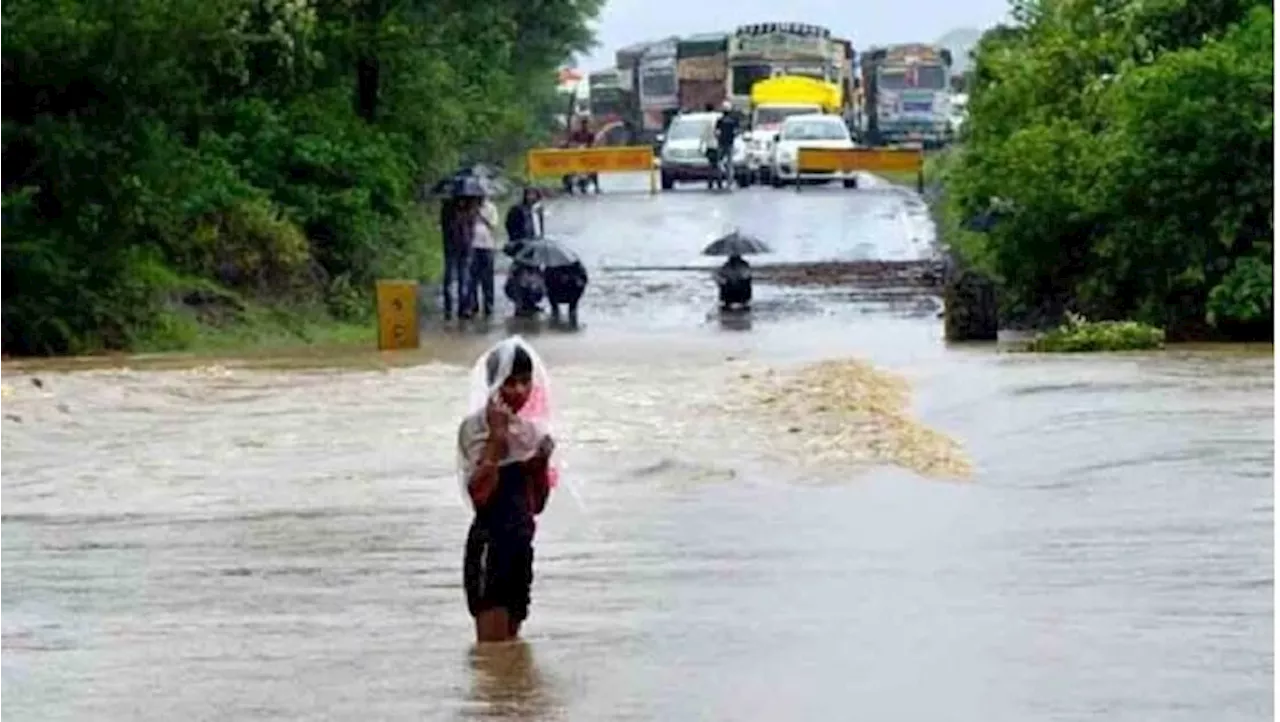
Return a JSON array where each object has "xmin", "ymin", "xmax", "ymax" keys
[
  {"xmin": 661, "ymin": 173, "xmax": 675, "ymax": 191},
  {"xmin": 736, "ymin": 171, "xmax": 753, "ymax": 188}
]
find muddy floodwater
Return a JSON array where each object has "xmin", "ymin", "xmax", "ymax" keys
[{"xmin": 3, "ymin": 174, "xmax": 1274, "ymax": 721}]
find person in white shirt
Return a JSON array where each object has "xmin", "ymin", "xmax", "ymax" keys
[{"xmin": 466, "ymin": 194, "xmax": 500, "ymax": 317}]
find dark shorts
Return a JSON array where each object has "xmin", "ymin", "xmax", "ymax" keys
[{"xmin": 463, "ymin": 523, "xmax": 534, "ymax": 622}]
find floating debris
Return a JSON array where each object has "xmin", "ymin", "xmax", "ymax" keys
[{"xmin": 730, "ymin": 359, "xmax": 973, "ymax": 481}]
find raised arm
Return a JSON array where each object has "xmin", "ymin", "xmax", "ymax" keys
[{"xmin": 459, "ymin": 411, "xmax": 508, "ymax": 507}]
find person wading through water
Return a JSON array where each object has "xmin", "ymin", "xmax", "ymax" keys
[
  {"xmin": 440, "ymin": 197, "xmax": 477, "ymax": 320},
  {"xmin": 457, "ymin": 338, "xmax": 556, "ymax": 642},
  {"xmin": 467, "ymin": 191, "xmax": 500, "ymax": 318}
]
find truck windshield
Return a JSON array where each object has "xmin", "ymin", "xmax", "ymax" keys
[
  {"xmin": 754, "ymin": 106, "xmax": 820, "ymax": 127},
  {"xmin": 732, "ymin": 64, "xmax": 773, "ymax": 96},
  {"xmin": 781, "ymin": 120, "xmax": 848, "ymax": 141},
  {"xmin": 642, "ymin": 70, "xmax": 676, "ymax": 98},
  {"xmin": 878, "ymin": 64, "xmax": 948, "ymax": 90},
  {"xmin": 590, "ymin": 90, "xmax": 627, "ymax": 119}
]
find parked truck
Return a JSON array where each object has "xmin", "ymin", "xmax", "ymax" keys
[
  {"xmin": 616, "ymin": 41, "xmax": 654, "ymax": 143},
  {"xmin": 727, "ymin": 23, "xmax": 836, "ymax": 111},
  {"xmin": 638, "ymin": 38, "xmax": 681, "ymax": 137},
  {"xmin": 859, "ymin": 43, "xmax": 953, "ymax": 148},
  {"xmin": 677, "ymin": 33, "xmax": 729, "ymax": 111},
  {"xmin": 588, "ymin": 68, "xmax": 638, "ymax": 145}
]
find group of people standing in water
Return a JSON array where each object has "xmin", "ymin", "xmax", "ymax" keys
[
  {"xmin": 440, "ymin": 193, "xmax": 501, "ymax": 320},
  {"xmin": 440, "ymin": 188, "xmax": 589, "ymax": 325}
]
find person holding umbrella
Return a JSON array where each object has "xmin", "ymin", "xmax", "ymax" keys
[
  {"xmin": 440, "ymin": 195, "xmax": 476, "ymax": 320},
  {"xmin": 703, "ymin": 230, "xmax": 771, "ymax": 311},
  {"xmin": 508, "ymin": 238, "xmax": 587, "ymax": 325},
  {"xmin": 433, "ymin": 167, "xmax": 509, "ymax": 320}
]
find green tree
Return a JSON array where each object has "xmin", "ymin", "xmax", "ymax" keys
[
  {"xmin": 3, "ymin": 0, "xmax": 602, "ymax": 355},
  {"xmin": 943, "ymin": 0, "xmax": 1273, "ymax": 339}
]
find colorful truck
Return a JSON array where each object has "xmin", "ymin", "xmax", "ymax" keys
[
  {"xmin": 638, "ymin": 38, "xmax": 681, "ymax": 137},
  {"xmin": 727, "ymin": 23, "xmax": 836, "ymax": 111},
  {"xmin": 859, "ymin": 43, "xmax": 954, "ymax": 148},
  {"xmin": 587, "ymin": 68, "xmax": 638, "ymax": 145},
  {"xmin": 677, "ymin": 33, "xmax": 729, "ymax": 112}
]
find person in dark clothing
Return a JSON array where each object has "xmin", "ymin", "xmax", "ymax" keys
[
  {"xmin": 544, "ymin": 261, "xmax": 588, "ymax": 326},
  {"xmin": 504, "ymin": 263, "xmax": 546, "ymax": 317},
  {"xmin": 440, "ymin": 197, "xmax": 475, "ymax": 320},
  {"xmin": 504, "ymin": 188, "xmax": 543, "ymax": 245},
  {"xmin": 712, "ymin": 100, "xmax": 740, "ymax": 190},
  {"xmin": 716, "ymin": 254, "xmax": 753, "ymax": 310},
  {"xmin": 458, "ymin": 343, "xmax": 555, "ymax": 643},
  {"xmin": 562, "ymin": 117, "xmax": 600, "ymax": 195}
]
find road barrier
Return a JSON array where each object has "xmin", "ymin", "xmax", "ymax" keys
[
  {"xmin": 375, "ymin": 280, "xmax": 420, "ymax": 351},
  {"xmin": 525, "ymin": 146, "xmax": 658, "ymax": 194},
  {"xmin": 795, "ymin": 147, "xmax": 926, "ymax": 192}
]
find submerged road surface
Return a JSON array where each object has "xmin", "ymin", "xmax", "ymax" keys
[{"xmin": 3, "ymin": 173, "xmax": 1274, "ymax": 722}]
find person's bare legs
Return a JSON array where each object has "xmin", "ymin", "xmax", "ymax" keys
[{"xmin": 475, "ymin": 608, "xmax": 513, "ymax": 643}]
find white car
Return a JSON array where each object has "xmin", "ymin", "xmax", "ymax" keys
[
  {"xmin": 738, "ymin": 104, "xmax": 824, "ymax": 184},
  {"xmin": 658, "ymin": 112, "xmax": 721, "ymax": 190},
  {"xmin": 768, "ymin": 114, "xmax": 858, "ymax": 188}
]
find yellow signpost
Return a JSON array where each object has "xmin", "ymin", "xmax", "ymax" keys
[
  {"xmin": 796, "ymin": 147, "xmax": 926, "ymax": 191},
  {"xmin": 375, "ymin": 280, "xmax": 420, "ymax": 351},
  {"xmin": 525, "ymin": 146, "xmax": 658, "ymax": 194}
]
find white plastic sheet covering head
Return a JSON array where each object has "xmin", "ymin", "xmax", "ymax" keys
[{"xmin": 456, "ymin": 335, "xmax": 559, "ymax": 507}]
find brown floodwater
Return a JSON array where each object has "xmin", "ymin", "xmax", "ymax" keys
[{"xmin": 3, "ymin": 174, "xmax": 1273, "ymax": 721}]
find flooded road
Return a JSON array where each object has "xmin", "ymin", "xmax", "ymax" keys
[{"xmin": 3, "ymin": 172, "xmax": 1273, "ymax": 721}]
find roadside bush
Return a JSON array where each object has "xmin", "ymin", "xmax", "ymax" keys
[
  {"xmin": 943, "ymin": 0, "xmax": 1273, "ymax": 340},
  {"xmin": 1028, "ymin": 314, "xmax": 1166, "ymax": 353}
]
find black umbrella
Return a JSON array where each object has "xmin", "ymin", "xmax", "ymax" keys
[
  {"xmin": 428, "ymin": 164, "xmax": 510, "ymax": 197},
  {"xmin": 702, "ymin": 231, "xmax": 772, "ymax": 257},
  {"xmin": 511, "ymin": 238, "xmax": 581, "ymax": 269}
]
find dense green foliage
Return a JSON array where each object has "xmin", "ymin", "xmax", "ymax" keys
[
  {"xmin": 1028, "ymin": 314, "xmax": 1165, "ymax": 352},
  {"xmin": 939, "ymin": 0, "xmax": 1273, "ymax": 340},
  {"xmin": 3, "ymin": 0, "xmax": 600, "ymax": 355}
]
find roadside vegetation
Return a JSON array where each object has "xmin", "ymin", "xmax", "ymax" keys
[
  {"xmin": 3, "ymin": 0, "xmax": 601, "ymax": 356},
  {"xmin": 935, "ymin": 0, "xmax": 1273, "ymax": 343}
]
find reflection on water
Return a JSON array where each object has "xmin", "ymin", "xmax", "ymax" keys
[{"xmin": 461, "ymin": 641, "xmax": 558, "ymax": 721}]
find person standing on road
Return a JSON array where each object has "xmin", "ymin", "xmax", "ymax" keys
[
  {"xmin": 466, "ymin": 192, "xmax": 500, "ymax": 318},
  {"xmin": 713, "ymin": 100, "xmax": 740, "ymax": 190},
  {"xmin": 701, "ymin": 103, "xmax": 722, "ymax": 190},
  {"xmin": 565, "ymin": 117, "xmax": 600, "ymax": 195},
  {"xmin": 441, "ymin": 197, "xmax": 475, "ymax": 321},
  {"xmin": 504, "ymin": 188, "xmax": 544, "ymax": 250},
  {"xmin": 458, "ymin": 338, "xmax": 556, "ymax": 643}
]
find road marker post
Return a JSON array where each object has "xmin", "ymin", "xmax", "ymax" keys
[
  {"xmin": 525, "ymin": 146, "xmax": 658, "ymax": 195},
  {"xmin": 795, "ymin": 147, "xmax": 925, "ymax": 191},
  {"xmin": 375, "ymin": 280, "xmax": 420, "ymax": 351}
]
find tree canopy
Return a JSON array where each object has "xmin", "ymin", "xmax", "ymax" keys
[
  {"xmin": 941, "ymin": 0, "xmax": 1273, "ymax": 338},
  {"xmin": 3, "ymin": 0, "xmax": 602, "ymax": 354}
]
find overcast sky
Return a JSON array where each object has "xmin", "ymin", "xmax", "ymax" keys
[{"xmin": 578, "ymin": 0, "xmax": 1012, "ymax": 69}]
